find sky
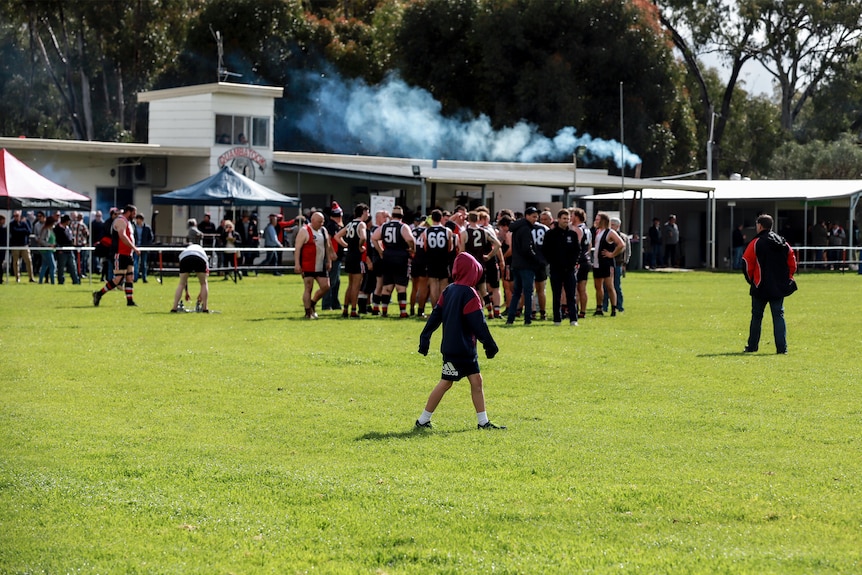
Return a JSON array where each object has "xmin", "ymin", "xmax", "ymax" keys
[{"xmin": 699, "ymin": 52, "xmax": 775, "ymax": 97}]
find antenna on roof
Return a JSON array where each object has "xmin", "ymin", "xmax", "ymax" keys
[{"xmin": 210, "ymin": 27, "xmax": 242, "ymax": 83}]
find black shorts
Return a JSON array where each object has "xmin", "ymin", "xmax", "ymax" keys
[
  {"xmin": 535, "ymin": 265, "xmax": 548, "ymax": 283},
  {"xmin": 179, "ymin": 255, "xmax": 208, "ymax": 274},
  {"xmin": 426, "ymin": 259, "xmax": 450, "ymax": 280},
  {"xmin": 344, "ymin": 255, "xmax": 364, "ymax": 275},
  {"xmin": 114, "ymin": 254, "xmax": 134, "ymax": 270},
  {"xmin": 576, "ymin": 262, "xmax": 592, "ymax": 282},
  {"xmin": 484, "ymin": 261, "xmax": 500, "ymax": 288},
  {"xmin": 593, "ymin": 259, "xmax": 613, "ymax": 279},
  {"xmin": 303, "ymin": 271, "xmax": 328, "ymax": 279},
  {"xmin": 410, "ymin": 255, "xmax": 427, "ymax": 278},
  {"xmin": 441, "ymin": 358, "xmax": 481, "ymax": 381},
  {"xmin": 381, "ymin": 257, "xmax": 409, "ymax": 286}
]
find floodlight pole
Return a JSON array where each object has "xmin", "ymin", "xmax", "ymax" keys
[
  {"xmin": 619, "ymin": 82, "xmax": 625, "ymax": 227},
  {"xmin": 707, "ymin": 107, "xmax": 718, "ymax": 268}
]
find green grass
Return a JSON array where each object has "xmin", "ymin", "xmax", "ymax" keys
[{"xmin": 1, "ymin": 270, "xmax": 860, "ymax": 574}]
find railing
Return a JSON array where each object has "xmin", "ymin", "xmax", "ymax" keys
[{"xmin": 3, "ymin": 246, "xmax": 300, "ymax": 284}]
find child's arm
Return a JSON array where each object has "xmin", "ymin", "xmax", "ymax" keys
[
  {"xmin": 418, "ymin": 304, "xmax": 443, "ymax": 355},
  {"xmin": 465, "ymin": 310, "xmax": 498, "ymax": 359}
]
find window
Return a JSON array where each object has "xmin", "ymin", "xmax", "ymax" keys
[{"xmin": 215, "ymin": 114, "xmax": 269, "ymax": 147}]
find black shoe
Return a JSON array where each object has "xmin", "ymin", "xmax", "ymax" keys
[
  {"xmin": 776, "ymin": 349, "xmax": 787, "ymax": 354},
  {"xmin": 593, "ymin": 309, "xmax": 603, "ymax": 316},
  {"xmin": 478, "ymin": 421, "xmax": 506, "ymax": 430},
  {"xmin": 127, "ymin": 300, "xmax": 138, "ymax": 307},
  {"xmin": 415, "ymin": 420, "xmax": 433, "ymax": 429},
  {"xmin": 743, "ymin": 347, "xmax": 757, "ymax": 353},
  {"xmin": 92, "ymin": 291, "xmax": 102, "ymax": 307},
  {"xmin": 170, "ymin": 309, "xmax": 178, "ymax": 313},
  {"xmin": 611, "ymin": 308, "xmax": 617, "ymax": 317}
]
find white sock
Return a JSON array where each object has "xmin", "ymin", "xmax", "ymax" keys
[
  {"xmin": 477, "ymin": 411, "xmax": 489, "ymax": 426},
  {"xmin": 418, "ymin": 410, "xmax": 433, "ymax": 424}
]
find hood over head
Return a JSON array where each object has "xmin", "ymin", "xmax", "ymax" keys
[{"xmin": 452, "ymin": 252, "xmax": 483, "ymax": 287}]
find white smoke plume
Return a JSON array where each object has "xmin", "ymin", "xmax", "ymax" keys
[{"xmin": 290, "ymin": 69, "xmax": 642, "ymax": 168}]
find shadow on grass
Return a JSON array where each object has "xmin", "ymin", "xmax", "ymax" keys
[
  {"xmin": 697, "ymin": 351, "xmax": 775, "ymax": 357},
  {"xmin": 356, "ymin": 428, "xmax": 473, "ymax": 441}
]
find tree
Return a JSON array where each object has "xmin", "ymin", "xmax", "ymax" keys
[
  {"xmin": 769, "ymin": 134, "xmax": 862, "ymax": 179},
  {"xmin": 0, "ymin": 0, "xmax": 201, "ymax": 141},
  {"xmin": 653, "ymin": 0, "xmax": 760, "ymax": 178},
  {"xmin": 396, "ymin": 0, "xmax": 698, "ymax": 175},
  {"xmin": 753, "ymin": 0, "xmax": 862, "ymax": 132},
  {"xmin": 792, "ymin": 47, "xmax": 862, "ymax": 143}
]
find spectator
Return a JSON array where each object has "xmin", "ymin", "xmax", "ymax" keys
[
  {"xmin": 262, "ymin": 213, "xmax": 283, "ymax": 275},
  {"xmin": 648, "ymin": 217, "xmax": 662, "ymax": 268},
  {"xmin": 220, "ymin": 220, "xmax": 241, "ymax": 281},
  {"xmin": 134, "ymin": 214, "xmax": 154, "ymax": 283},
  {"xmin": 663, "ymin": 214, "xmax": 680, "ymax": 267},
  {"xmin": 90, "ymin": 210, "xmax": 106, "ymax": 276},
  {"xmin": 8, "ymin": 210, "xmax": 35, "ymax": 283},
  {"xmin": 31, "ymin": 211, "xmax": 46, "ymax": 274},
  {"xmin": 37, "ymin": 215, "xmax": 56, "ymax": 284},
  {"xmin": 827, "ymin": 222, "xmax": 846, "ymax": 270},
  {"xmin": 69, "ymin": 211, "xmax": 90, "ymax": 278},
  {"xmin": 186, "ymin": 218, "xmax": 203, "ymax": 245},
  {"xmin": 198, "ymin": 212, "xmax": 216, "ymax": 236},
  {"xmin": 99, "ymin": 208, "xmax": 118, "ymax": 281},
  {"xmin": 732, "ymin": 223, "xmax": 746, "ymax": 270},
  {"xmin": 0, "ymin": 215, "xmax": 6, "ymax": 284},
  {"xmin": 321, "ymin": 202, "xmax": 345, "ymax": 310},
  {"xmin": 237, "ymin": 212, "xmax": 259, "ymax": 275},
  {"xmin": 811, "ymin": 220, "xmax": 829, "ymax": 267},
  {"xmin": 54, "ymin": 214, "xmax": 80, "ymax": 285}
]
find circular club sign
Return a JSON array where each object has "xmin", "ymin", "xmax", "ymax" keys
[{"xmin": 218, "ymin": 147, "xmax": 267, "ymax": 180}]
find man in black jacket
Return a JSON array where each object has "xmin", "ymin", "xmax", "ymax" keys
[
  {"xmin": 742, "ymin": 214, "xmax": 797, "ymax": 354},
  {"xmin": 505, "ymin": 207, "xmax": 545, "ymax": 325},
  {"xmin": 54, "ymin": 214, "xmax": 80, "ymax": 285},
  {"xmin": 542, "ymin": 209, "xmax": 580, "ymax": 325}
]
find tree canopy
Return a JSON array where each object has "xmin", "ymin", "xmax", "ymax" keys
[{"xmin": 1, "ymin": 0, "xmax": 860, "ymax": 179}]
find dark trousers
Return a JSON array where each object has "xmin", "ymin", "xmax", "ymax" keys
[
  {"xmin": 549, "ymin": 268, "xmax": 578, "ymax": 323},
  {"xmin": 748, "ymin": 296, "xmax": 787, "ymax": 353},
  {"xmin": 56, "ymin": 251, "xmax": 80, "ymax": 284},
  {"xmin": 321, "ymin": 259, "xmax": 342, "ymax": 310}
]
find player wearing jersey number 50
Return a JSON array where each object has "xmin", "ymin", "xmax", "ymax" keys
[
  {"xmin": 294, "ymin": 212, "xmax": 336, "ymax": 319},
  {"xmin": 415, "ymin": 252, "xmax": 505, "ymax": 430},
  {"xmin": 92, "ymin": 204, "xmax": 140, "ymax": 307}
]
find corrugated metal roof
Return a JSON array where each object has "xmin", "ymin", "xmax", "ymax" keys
[
  {"xmin": 0, "ymin": 137, "xmax": 210, "ymax": 158},
  {"xmin": 272, "ymin": 152, "xmax": 714, "ymax": 192},
  {"xmin": 583, "ymin": 180, "xmax": 862, "ymax": 201}
]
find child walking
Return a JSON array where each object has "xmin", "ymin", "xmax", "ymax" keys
[{"xmin": 416, "ymin": 252, "xmax": 505, "ymax": 430}]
